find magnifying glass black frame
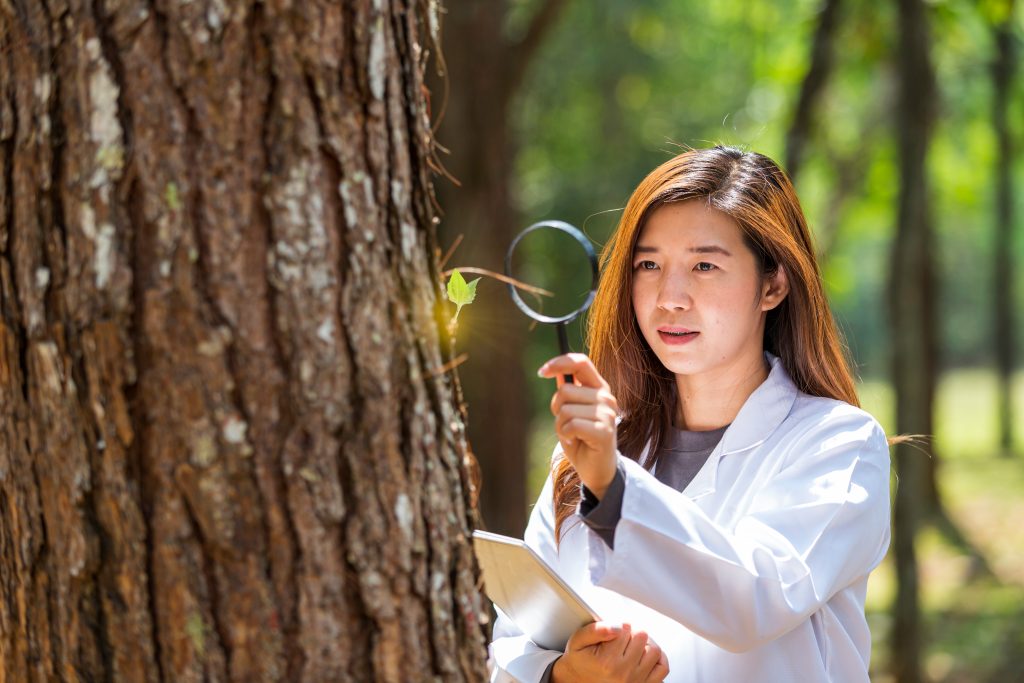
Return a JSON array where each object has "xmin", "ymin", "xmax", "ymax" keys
[{"xmin": 505, "ymin": 220, "xmax": 599, "ymax": 384}]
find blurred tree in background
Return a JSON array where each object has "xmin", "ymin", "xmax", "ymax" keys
[
  {"xmin": 890, "ymin": 0, "xmax": 939, "ymax": 678},
  {"xmin": 991, "ymin": 0, "xmax": 1019, "ymax": 457}
]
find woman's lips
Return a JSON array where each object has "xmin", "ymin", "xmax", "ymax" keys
[{"xmin": 658, "ymin": 330, "xmax": 699, "ymax": 345}]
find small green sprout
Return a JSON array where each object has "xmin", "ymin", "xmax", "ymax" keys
[{"xmin": 446, "ymin": 269, "xmax": 481, "ymax": 325}]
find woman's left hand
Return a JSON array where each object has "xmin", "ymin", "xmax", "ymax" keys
[{"xmin": 539, "ymin": 353, "xmax": 620, "ymax": 499}]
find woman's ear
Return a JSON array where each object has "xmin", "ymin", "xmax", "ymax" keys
[{"xmin": 760, "ymin": 265, "xmax": 790, "ymax": 311}]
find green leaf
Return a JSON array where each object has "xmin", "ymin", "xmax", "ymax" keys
[{"xmin": 446, "ymin": 269, "xmax": 481, "ymax": 323}]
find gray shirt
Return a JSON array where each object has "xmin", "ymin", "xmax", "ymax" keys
[
  {"xmin": 538, "ymin": 424, "xmax": 729, "ymax": 682},
  {"xmin": 579, "ymin": 423, "xmax": 728, "ymax": 549}
]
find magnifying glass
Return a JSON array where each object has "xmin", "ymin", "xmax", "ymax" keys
[{"xmin": 504, "ymin": 220, "xmax": 599, "ymax": 384}]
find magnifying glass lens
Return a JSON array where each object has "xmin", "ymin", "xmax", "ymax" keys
[{"xmin": 507, "ymin": 227, "xmax": 595, "ymax": 320}]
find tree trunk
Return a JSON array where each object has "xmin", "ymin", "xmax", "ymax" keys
[
  {"xmin": 992, "ymin": 0, "xmax": 1017, "ymax": 457},
  {"xmin": 433, "ymin": 0, "xmax": 567, "ymax": 536},
  {"xmin": 784, "ymin": 0, "xmax": 842, "ymax": 184},
  {"xmin": 888, "ymin": 0, "xmax": 937, "ymax": 680},
  {"xmin": 0, "ymin": 1, "xmax": 488, "ymax": 681}
]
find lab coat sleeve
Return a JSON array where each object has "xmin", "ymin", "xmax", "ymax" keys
[
  {"xmin": 586, "ymin": 409, "xmax": 891, "ymax": 653},
  {"xmin": 489, "ymin": 471, "xmax": 564, "ymax": 682}
]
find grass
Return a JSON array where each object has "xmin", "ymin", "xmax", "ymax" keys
[
  {"xmin": 527, "ymin": 367, "xmax": 1024, "ymax": 681},
  {"xmin": 863, "ymin": 369, "xmax": 1024, "ymax": 682}
]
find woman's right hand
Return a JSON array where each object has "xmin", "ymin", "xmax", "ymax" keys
[
  {"xmin": 539, "ymin": 353, "xmax": 621, "ymax": 500},
  {"xmin": 551, "ymin": 622, "xmax": 669, "ymax": 683}
]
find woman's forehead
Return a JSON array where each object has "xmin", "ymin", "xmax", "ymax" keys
[{"xmin": 636, "ymin": 201, "xmax": 744, "ymax": 248}]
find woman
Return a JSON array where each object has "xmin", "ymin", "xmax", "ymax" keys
[{"xmin": 489, "ymin": 146, "xmax": 891, "ymax": 683}]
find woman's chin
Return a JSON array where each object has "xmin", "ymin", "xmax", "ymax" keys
[{"xmin": 655, "ymin": 355, "xmax": 707, "ymax": 377}]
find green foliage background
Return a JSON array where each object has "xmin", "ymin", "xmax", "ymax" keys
[{"xmin": 508, "ymin": 0, "xmax": 1024, "ymax": 378}]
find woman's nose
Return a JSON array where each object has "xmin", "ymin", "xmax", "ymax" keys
[{"xmin": 657, "ymin": 274, "xmax": 693, "ymax": 311}]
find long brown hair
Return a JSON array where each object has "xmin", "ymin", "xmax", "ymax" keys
[{"xmin": 552, "ymin": 146, "xmax": 861, "ymax": 542}]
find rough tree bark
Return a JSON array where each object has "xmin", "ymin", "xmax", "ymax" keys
[
  {"xmin": 888, "ymin": 0, "xmax": 937, "ymax": 680},
  {"xmin": 433, "ymin": 0, "xmax": 568, "ymax": 536},
  {"xmin": 0, "ymin": 1, "xmax": 488, "ymax": 681},
  {"xmin": 992, "ymin": 0, "xmax": 1017, "ymax": 457}
]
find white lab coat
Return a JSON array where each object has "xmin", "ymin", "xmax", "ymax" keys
[{"xmin": 490, "ymin": 353, "xmax": 891, "ymax": 683}]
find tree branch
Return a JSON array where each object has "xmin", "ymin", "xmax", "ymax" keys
[
  {"xmin": 503, "ymin": 0, "xmax": 570, "ymax": 105},
  {"xmin": 814, "ymin": 105, "xmax": 885, "ymax": 261},
  {"xmin": 784, "ymin": 0, "xmax": 843, "ymax": 183}
]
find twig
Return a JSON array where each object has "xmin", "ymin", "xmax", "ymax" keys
[
  {"xmin": 440, "ymin": 234, "xmax": 463, "ymax": 269},
  {"xmin": 441, "ymin": 266, "xmax": 554, "ymax": 298},
  {"xmin": 429, "ymin": 352, "xmax": 469, "ymax": 376}
]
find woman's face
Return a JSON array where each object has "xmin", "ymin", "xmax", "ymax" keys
[{"xmin": 630, "ymin": 199, "xmax": 786, "ymax": 381}]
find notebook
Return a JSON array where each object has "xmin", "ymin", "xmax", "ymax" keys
[{"xmin": 473, "ymin": 530, "xmax": 600, "ymax": 651}]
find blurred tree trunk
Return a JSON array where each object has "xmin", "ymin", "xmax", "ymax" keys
[
  {"xmin": 434, "ymin": 0, "xmax": 567, "ymax": 535},
  {"xmin": 992, "ymin": 0, "xmax": 1017, "ymax": 457},
  {"xmin": 785, "ymin": 0, "xmax": 842, "ymax": 184},
  {"xmin": 0, "ymin": 2, "xmax": 488, "ymax": 682},
  {"xmin": 784, "ymin": 0, "xmax": 878, "ymax": 267},
  {"xmin": 813, "ymin": 136, "xmax": 876, "ymax": 260},
  {"xmin": 888, "ymin": 0, "xmax": 938, "ymax": 680}
]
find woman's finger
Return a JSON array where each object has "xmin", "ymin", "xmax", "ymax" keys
[
  {"xmin": 550, "ymin": 384, "xmax": 619, "ymax": 417},
  {"xmin": 550, "ymin": 385, "xmax": 599, "ymax": 417},
  {"xmin": 621, "ymin": 629, "xmax": 649, "ymax": 666},
  {"xmin": 647, "ymin": 654, "xmax": 670, "ymax": 683},
  {"xmin": 634, "ymin": 642, "xmax": 663, "ymax": 681},
  {"xmin": 555, "ymin": 412, "xmax": 616, "ymax": 453},
  {"xmin": 555, "ymin": 403, "xmax": 616, "ymax": 430},
  {"xmin": 560, "ymin": 417, "xmax": 616, "ymax": 445},
  {"xmin": 604, "ymin": 624, "xmax": 632, "ymax": 658},
  {"xmin": 565, "ymin": 621, "xmax": 624, "ymax": 651},
  {"xmin": 538, "ymin": 353, "xmax": 608, "ymax": 389}
]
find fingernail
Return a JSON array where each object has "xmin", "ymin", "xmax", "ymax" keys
[{"xmin": 537, "ymin": 364, "xmax": 549, "ymax": 377}]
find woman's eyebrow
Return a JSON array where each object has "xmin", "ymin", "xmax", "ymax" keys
[
  {"xmin": 690, "ymin": 245, "xmax": 732, "ymax": 257},
  {"xmin": 633, "ymin": 244, "xmax": 732, "ymax": 256}
]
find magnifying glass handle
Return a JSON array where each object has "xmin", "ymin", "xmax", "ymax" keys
[{"xmin": 556, "ymin": 323, "xmax": 574, "ymax": 385}]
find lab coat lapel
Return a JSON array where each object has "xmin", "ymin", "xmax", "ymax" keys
[{"xmin": 682, "ymin": 352, "xmax": 798, "ymax": 501}]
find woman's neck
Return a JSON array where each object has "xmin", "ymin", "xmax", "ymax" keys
[{"xmin": 674, "ymin": 352, "xmax": 770, "ymax": 431}]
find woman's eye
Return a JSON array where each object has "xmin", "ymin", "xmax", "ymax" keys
[
  {"xmin": 635, "ymin": 260, "xmax": 658, "ymax": 271},
  {"xmin": 695, "ymin": 262, "xmax": 716, "ymax": 272}
]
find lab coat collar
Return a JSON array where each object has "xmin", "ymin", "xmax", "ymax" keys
[
  {"xmin": 719, "ymin": 351, "xmax": 799, "ymax": 455},
  {"xmin": 681, "ymin": 352, "xmax": 798, "ymax": 500}
]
